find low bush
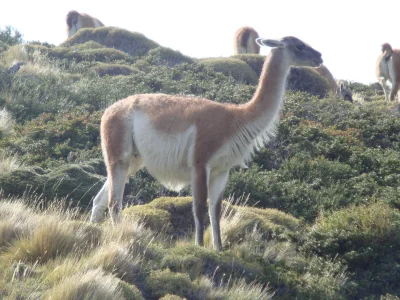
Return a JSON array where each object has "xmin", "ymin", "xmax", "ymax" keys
[
  {"xmin": 145, "ymin": 269, "xmax": 196, "ymax": 299},
  {"xmin": 287, "ymin": 67, "xmax": 331, "ymax": 98},
  {"xmin": 199, "ymin": 57, "xmax": 259, "ymax": 84},
  {"xmin": 61, "ymin": 26, "xmax": 159, "ymax": 57},
  {"xmin": 232, "ymin": 53, "xmax": 266, "ymax": 76},
  {"xmin": 303, "ymin": 201, "xmax": 400, "ymax": 297}
]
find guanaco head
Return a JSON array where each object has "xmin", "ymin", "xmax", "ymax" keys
[
  {"xmin": 339, "ymin": 82, "xmax": 353, "ymax": 102},
  {"xmin": 66, "ymin": 10, "xmax": 80, "ymax": 37},
  {"xmin": 66, "ymin": 10, "xmax": 80, "ymax": 30},
  {"xmin": 382, "ymin": 43, "xmax": 393, "ymax": 61},
  {"xmin": 256, "ymin": 36, "xmax": 323, "ymax": 67}
]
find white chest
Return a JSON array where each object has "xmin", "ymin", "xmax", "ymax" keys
[{"xmin": 132, "ymin": 112, "xmax": 195, "ymax": 191}]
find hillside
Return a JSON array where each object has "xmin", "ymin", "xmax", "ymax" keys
[{"xmin": 0, "ymin": 26, "xmax": 400, "ymax": 299}]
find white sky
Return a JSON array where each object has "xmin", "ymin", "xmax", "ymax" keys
[{"xmin": 0, "ymin": 0, "xmax": 396, "ymax": 84}]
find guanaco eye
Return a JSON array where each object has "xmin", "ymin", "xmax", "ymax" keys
[{"xmin": 296, "ymin": 45, "xmax": 305, "ymax": 51}]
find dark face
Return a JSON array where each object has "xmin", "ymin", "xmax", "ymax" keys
[
  {"xmin": 282, "ymin": 36, "xmax": 323, "ymax": 67},
  {"xmin": 381, "ymin": 43, "xmax": 393, "ymax": 60}
]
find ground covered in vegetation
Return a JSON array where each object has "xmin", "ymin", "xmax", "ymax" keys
[{"xmin": 0, "ymin": 26, "xmax": 400, "ymax": 299}]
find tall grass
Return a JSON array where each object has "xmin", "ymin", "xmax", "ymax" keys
[
  {"xmin": 45, "ymin": 268, "xmax": 124, "ymax": 300},
  {"xmin": 0, "ymin": 196, "xmax": 345, "ymax": 299},
  {"xmin": 0, "ymin": 107, "xmax": 14, "ymax": 135}
]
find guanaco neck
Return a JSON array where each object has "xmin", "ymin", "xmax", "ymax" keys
[{"xmin": 245, "ymin": 48, "xmax": 291, "ymax": 118}]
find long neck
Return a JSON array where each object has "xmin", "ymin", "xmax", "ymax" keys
[
  {"xmin": 221, "ymin": 48, "xmax": 293, "ymax": 162},
  {"xmin": 245, "ymin": 48, "xmax": 291, "ymax": 117}
]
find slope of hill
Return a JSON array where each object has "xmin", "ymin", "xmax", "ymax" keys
[{"xmin": 0, "ymin": 26, "xmax": 399, "ymax": 299}]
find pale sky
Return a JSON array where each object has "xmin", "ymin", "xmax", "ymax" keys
[{"xmin": 0, "ymin": 0, "xmax": 395, "ymax": 84}]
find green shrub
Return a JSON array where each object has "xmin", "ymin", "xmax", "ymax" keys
[
  {"xmin": 123, "ymin": 197, "xmax": 193, "ymax": 234},
  {"xmin": 119, "ymin": 281, "xmax": 145, "ymax": 300},
  {"xmin": 145, "ymin": 269, "xmax": 195, "ymax": 299},
  {"xmin": 232, "ymin": 53, "xmax": 266, "ymax": 76},
  {"xmin": 142, "ymin": 46, "xmax": 194, "ymax": 67},
  {"xmin": 149, "ymin": 197, "xmax": 193, "ymax": 232},
  {"xmin": 6, "ymin": 108, "xmax": 102, "ymax": 164},
  {"xmin": 91, "ymin": 63, "xmax": 139, "ymax": 76},
  {"xmin": 303, "ymin": 202, "xmax": 400, "ymax": 297},
  {"xmin": 48, "ymin": 46, "xmax": 133, "ymax": 63},
  {"xmin": 161, "ymin": 245, "xmax": 262, "ymax": 282},
  {"xmin": 199, "ymin": 57, "xmax": 258, "ymax": 84},
  {"xmin": 287, "ymin": 67, "xmax": 331, "ymax": 98},
  {"xmin": 71, "ymin": 41, "xmax": 104, "ymax": 50},
  {"xmin": 123, "ymin": 205, "xmax": 172, "ymax": 232},
  {"xmin": 226, "ymin": 205, "xmax": 302, "ymax": 240},
  {"xmin": 0, "ymin": 163, "xmax": 104, "ymax": 209},
  {"xmin": 0, "ymin": 26, "xmax": 23, "ymax": 52},
  {"xmin": 61, "ymin": 27, "xmax": 159, "ymax": 57}
]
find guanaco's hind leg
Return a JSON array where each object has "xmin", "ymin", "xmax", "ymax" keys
[
  {"xmin": 378, "ymin": 78, "xmax": 389, "ymax": 101},
  {"xmin": 98, "ymin": 108, "xmax": 143, "ymax": 224},
  {"xmin": 107, "ymin": 160, "xmax": 131, "ymax": 224},
  {"xmin": 191, "ymin": 166, "xmax": 209, "ymax": 247},
  {"xmin": 90, "ymin": 181, "xmax": 109, "ymax": 222},
  {"xmin": 208, "ymin": 170, "xmax": 229, "ymax": 252},
  {"xmin": 390, "ymin": 81, "xmax": 400, "ymax": 102},
  {"xmin": 90, "ymin": 155, "xmax": 142, "ymax": 224}
]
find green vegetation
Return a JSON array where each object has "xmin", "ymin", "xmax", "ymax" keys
[
  {"xmin": 0, "ymin": 25, "xmax": 398, "ymax": 298},
  {"xmin": 199, "ymin": 57, "xmax": 259, "ymax": 84},
  {"xmin": 0, "ymin": 26, "xmax": 23, "ymax": 52}
]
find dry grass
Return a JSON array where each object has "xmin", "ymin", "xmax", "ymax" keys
[
  {"xmin": 4, "ymin": 218, "xmax": 90, "ymax": 263},
  {"xmin": 196, "ymin": 276, "xmax": 273, "ymax": 300},
  {"xmin": 0, "ymin": 45, "xmax": 29, "ymax": 68},
  {"xmin": 0, "ymin": 151, "xmax": 24, "ymax": 174},
  {"xmin": 87, "ymin": 242, "xmax": 142, "ymax": 283},
  {"xmin": 101, "ymin": 218, "xmax": 159, "ymax": 259},
  {"xmin": 1, "ymin": 45, "xmax": 61, "ymax": 76},
  {"xmin": 204, "ymin": 196, "xmax": 300, "ymax": 252},
  {"xmin": 0, "ymin": 108, "xmax": 15, "ymax": 135},
  {"xmin": 0, "ymin": 201, "xmax": 35, "ymax": 250},
  {"xmin": 0, "ymin": 196, "xmax": 346, "ymax": 299},
  {"xmin": 45, "ymin": 268, "xmax": 124, "ymax": 300}
]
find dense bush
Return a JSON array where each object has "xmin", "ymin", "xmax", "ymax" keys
[
  {"xmin": 302, "ymin": 202, "xmax": 400, "ymax": 297},
  {"xmin": 0, "ymin": 163, "xmax": 104, "ymax": 209},
  {"xmin": 141, "ymin": 46, "xmax": 194, "ymax": 67},
  {"xmin": 232, "ymin": 53, "xmax": 266, "ymax": 76},
  {"xmin": 199, "ymin": 57, "xmax": 259, "ymax": 84},
  {"xmin": 61, "ymin": 27, "xmax": 159, "ymax": 57},
  {"xmin": 286, "ymin": 67, "xmax": 331, "ymax": 98}
]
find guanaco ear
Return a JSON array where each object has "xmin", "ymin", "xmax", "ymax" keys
[{"xmin": 256, "ymin": 38, "xmax": 284, "ymax": 48}]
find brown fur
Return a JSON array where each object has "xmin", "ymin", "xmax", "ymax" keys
[
  {"xmin": 312, "ymin": 64, "xmax": 338, "ymax": 93},
  {"xmin": 376, "ymin": 43, "xmax": 400, "ymax": 101},
  {"xmin": 308, "ymin": 64, "xmax": 353, "ymax": 101},
  {"xmin": 233, "ymin": 26, "xmax": 260, "ymax": 55},
  {"xmin": 66, "ymin": 10, "xmax": 104, "ymax": 38},
  {"xmin": 93, "ymin": 36, "xmax": 323, "ymax": 251},
  {"xmin": 382, "ymin": 43, "xmax": 393, "ymax": 59}
]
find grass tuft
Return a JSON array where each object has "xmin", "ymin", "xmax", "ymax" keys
[{"xmin": 45, "ymin": 268, "xmax": 124, "ymax": 300}]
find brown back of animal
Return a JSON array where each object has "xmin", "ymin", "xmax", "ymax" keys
[
  {"xmin": 66, "ymin": 10, "xmax": 104, "ymax": 38},
  {"xmin": 234, "ymin": 26, "xmax": 260, "ymax": 55},
  {"xmin": 312, "ymin": 64, "xmax": 338, "ymax": 93},
  {"xmin": 309, "ymin": 65, "xmax": 353, "ymax": 101}
]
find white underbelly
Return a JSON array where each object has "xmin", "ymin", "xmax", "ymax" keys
[{"xmin": 133, "ymin": 112, "xmax": 195, "ymax": 191}]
